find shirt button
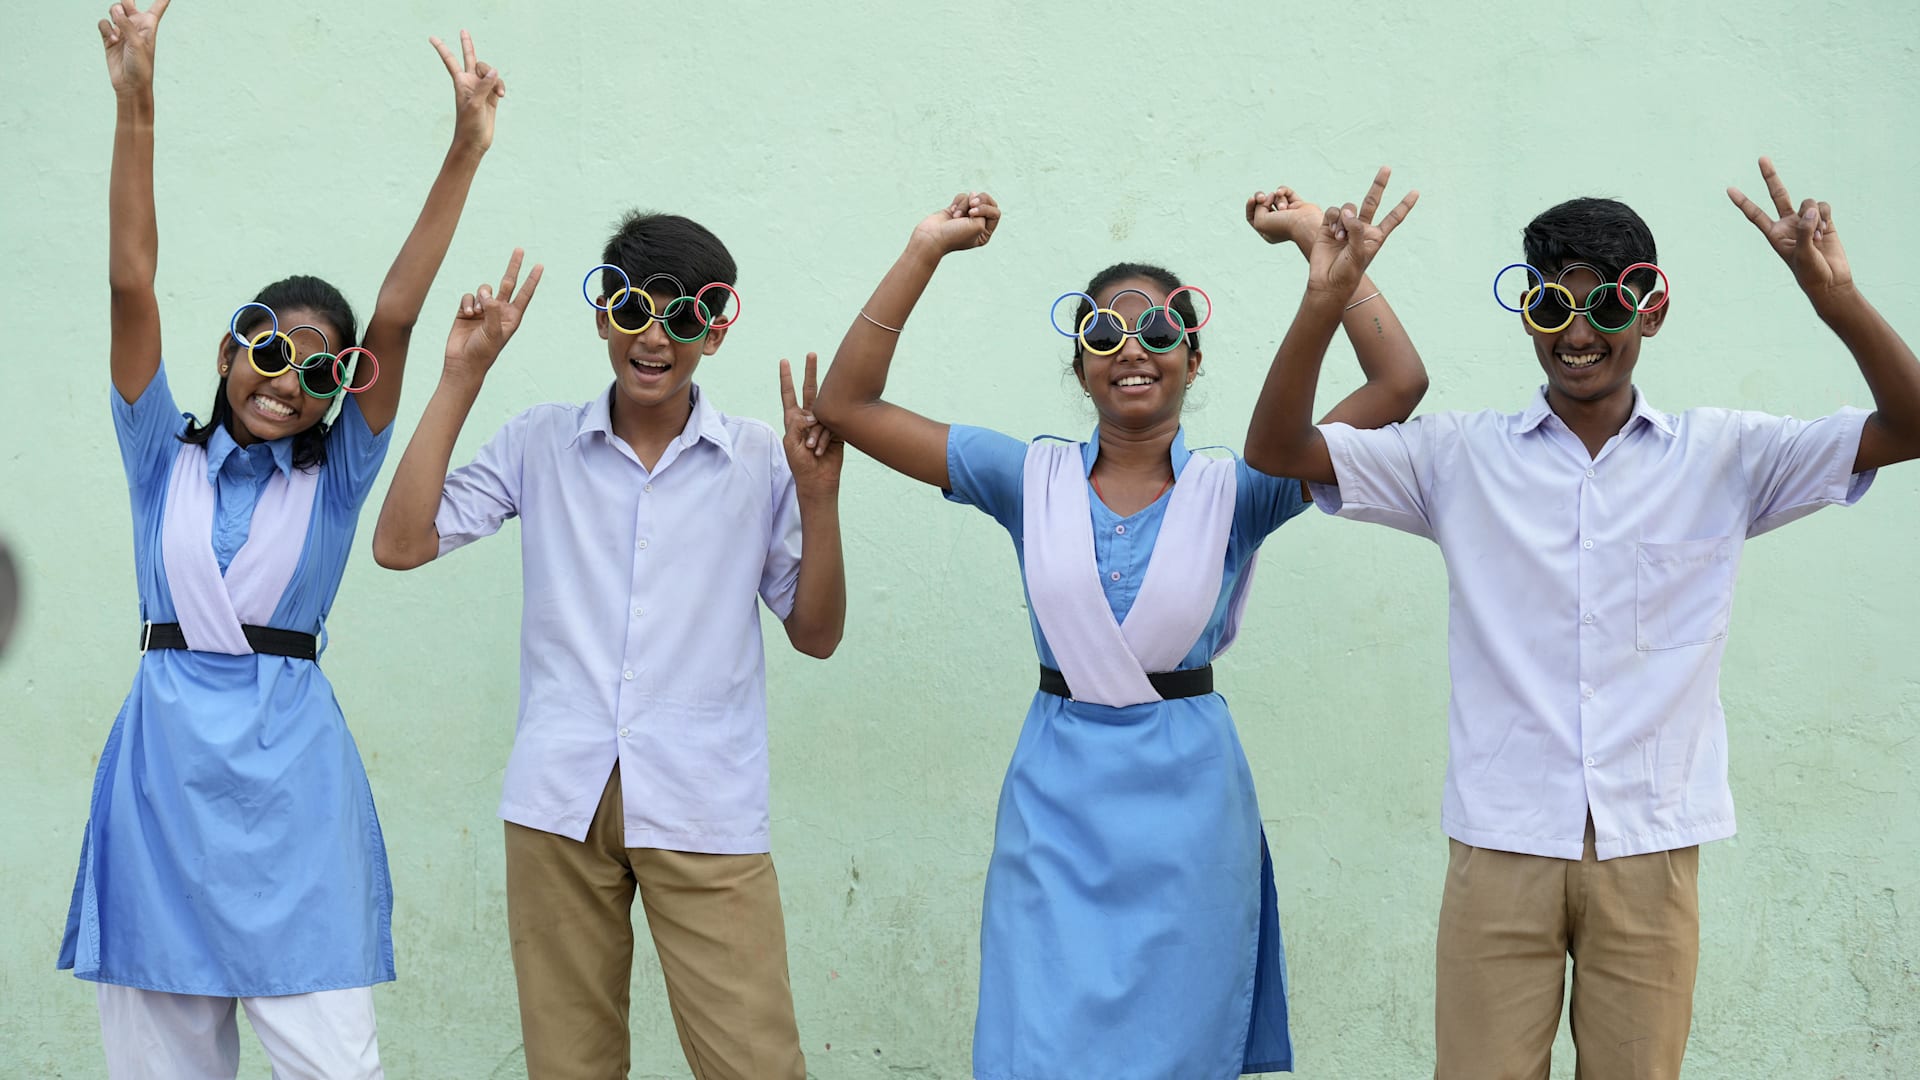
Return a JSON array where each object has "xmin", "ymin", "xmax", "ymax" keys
[
  {"xmin": 1582, "ymin": 613, "xmax": 1594, "ymax": 624},
  {"xmin": 1582, "ymin": 539, "xmax": 1594, "ymax": 550},
  {"xmin": 622, "ymin": 669, "xmax": 634, "ymax": 681},
  {"xmin": 637, "ymin": 539, "xmax": 649, "ymax": 550},
  {"xmin": 1115, "ymin": 524, "xmax": 1126, "ymax": 534},
  {"xmin": 644, "ymin": 483, "xmax": 653, "ymax": 493},
  {"xmin": 619, "ymin": 726, "xmax": 630, "ymax": 737},
  {"xmin": 1586, "ymin": 469, "xmax": 1595, "ymax": 478},
  {"xmin": 633, "ymin": 607, "xmax": 644, "ymax": 617},
  {"xmin": 1110, "ymin": 571, "xmax": 1122, "ymax": 581},
  {"xmin": 1585, "ymin": 756, "xmax": 1596, "ymax": 767},
  {"xmin": 1582, "ymin": 686, "xmax": 1595, "ymax": 700}
]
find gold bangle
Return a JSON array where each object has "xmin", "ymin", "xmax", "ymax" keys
[{"xmin": 858, "ymin": 310, "xmax": 903, "ymax": 334}]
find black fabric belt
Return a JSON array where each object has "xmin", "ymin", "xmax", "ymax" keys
[
  {"xmin": 1038, "ymin": 664, "xmax": 1214, "ymax": 701},
  {"xmin": 140, "ymin": 622, "xmax": 319, "ymax": 661}
]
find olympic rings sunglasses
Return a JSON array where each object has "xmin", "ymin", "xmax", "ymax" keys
[
  {"xmin": 584, "ymin": 264, "xmax": 742, "ymax": 344},
  {"xmin": 227, "ymin": 302, "xmax": 379, "ymax": 399},
  {"xmin": 1051, "ymin": 286, "xmax": 1211, "ymax": 356},
  {"xmin": 1495, "ymin": 262, "xmax": 1671, "ymax": 335}
]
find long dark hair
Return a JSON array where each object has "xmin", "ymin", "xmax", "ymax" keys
[
  {"xmin": 181, "ymin": 275, "xmax": 357, "ymax": 470},
  {"xmin": 1069, "ymin": 262, "xmax": 1202, "ymax": 375}
]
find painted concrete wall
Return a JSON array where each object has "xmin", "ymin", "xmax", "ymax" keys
[{"xmin": 2, "ymin": 1, "xmax": 1915, "ymax": 1076}]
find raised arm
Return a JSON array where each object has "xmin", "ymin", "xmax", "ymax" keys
[
  {"xmin": 1244, "ymin": 181, "xmax": 1427, "ymax": 436},
  {"xmin": 1728, "ymin": 156, "xmax": 1920, "ymax": 472},
  {"xmin": 1243, "ymin": 168, "xmax": 1420, "ymax": 484},
  {"xmin": 372, "ymin": 250, "xmax": 541, "ymax": 570},
  {"xmin": 809, "ymin": 193, "xmax": 1001, "ymax": 490},
  {"xmin": 776, "ymin": 354, "xmax": 846, "ymax": 658},
  {"xmin": 353, "ymin": 30, "xmax": 506, "ymax": 435},
  {"xmin": 99, "ymin": 0, "xmax": 170, "ymax": 403}
]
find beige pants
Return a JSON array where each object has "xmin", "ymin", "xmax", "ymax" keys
[
  {"xmin": 1435, "ymin": 820, "xmax": 1700, "ymax": 1080},
  {"xmin": 504, "ymin": 768, "xmax": 805, "ymax": 1080}
]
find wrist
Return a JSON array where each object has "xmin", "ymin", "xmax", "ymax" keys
[
  {"xmin": 437, "ymin": 366, "xmax": 488, "ymax": 398},
  {"xmin": 445, "ymin": 136, "xmax": 488, "ymax": 167},
  {"xmin": 903, "ymin": 233, "xmax": 948, "ymax": 267},
  {"xmin": 114, "ymin": 87, "xmax": 155, "ymax": 115},
  {"xmin": 796, "ymin": 482, "xmax": 841, "ymax": 506},
  {"xmin": 1808, "ymin": 281, "xmax": 1865, "ymax": 322}
]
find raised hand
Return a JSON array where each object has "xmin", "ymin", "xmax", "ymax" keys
[
  {"xmin": 431, "ymin": 30, "xmax": 506, "ymax": 153},
  {"xmin": 1306, "ymin": 166, "xmax": 1418, "ymax": 301},
  {"xmin": 1246, "ymin": 185, "xmax": 1323, "ymax": 248},
  {"xmin": 445, "ymin": 249, "xmax": 542, "ymax": 382},
  {"xmin": 98, "ymin": 0, "xmax": 170, "ymax": 95},
  {"xmin": 910, "ymin": 192, "xmax": 1001, "ymax": 256},
  {"xmin": 1727, "ymin": 156, "xmax": 1852, "ymax": 298},
  {"xmin": 782, "ymin": 352, "xmax": 844, "ymax": 493}
]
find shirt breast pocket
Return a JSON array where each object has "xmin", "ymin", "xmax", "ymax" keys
[{"xmin": 1635, "ymin": 536, "xmax": 1735, "ymax": 651}]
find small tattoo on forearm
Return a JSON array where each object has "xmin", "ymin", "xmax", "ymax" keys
[{"xmin": 1372, "ymin": 316, "xmax": 1384, "ymax": 337}]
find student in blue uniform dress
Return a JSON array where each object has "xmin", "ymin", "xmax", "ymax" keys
[
  {"xmin": 62, "ymin": 3, "xmax": 506, "ymax": 1075},
  {"xmin": 810, "ymin": 174, "xmax": 1423, "ymax": 1080}
]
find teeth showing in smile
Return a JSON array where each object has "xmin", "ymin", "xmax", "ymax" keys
[
  {"xmin": 250, "ymin": 395, "xmax": 294, "ymax": 418},
  {"xmin": 1116, "ymin": 375, "xmax": 1154, "ymax": 387},
  {"xmin": 1560, "ymin": 353, "xmax": 1605, "ymax": 369},
  {"xmin": 634, "ymin": 359, "xmax": 670, "ymax": 371}
]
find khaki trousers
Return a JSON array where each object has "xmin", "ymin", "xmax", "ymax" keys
[
  {"xmin": 1435, "ymin": 819, "xmax": 1700, "ymax": 1080},
  {"xmin": 504, "ymin": 768, "xmax": 805, "ymax": 1080}
]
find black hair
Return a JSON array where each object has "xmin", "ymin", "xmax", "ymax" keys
[
  {"xmin": 599, "ymin": 211, "xmax": 738, "ymax": 307},
  {"xmin": 1069, "ymin": 262, "xmax": 1201, "ymax": 373},
  {"xmin": 183, "ymin": 275, "xmax": 357, "ymax": 470},
  {"xmin": 1522, "ymin": 197, "xmax": 1660, "ymax": 298}
]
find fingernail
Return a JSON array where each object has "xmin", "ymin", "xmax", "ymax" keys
[{"xmin": 1802, "ymin": 206, "xmax": 1818, "ymax": 220}]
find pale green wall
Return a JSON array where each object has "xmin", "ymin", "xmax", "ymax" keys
[{"xmin": 3, "ymin": 1, "xmax": 1916, "ymax": 1076}]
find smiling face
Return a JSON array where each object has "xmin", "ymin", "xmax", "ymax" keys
[
  {"xmin": 1524, "ymin": 262, "xmax": 1668, "ymax": 411},
  {"xmin": 1073, "ymin": 277, "xmax": 1202, "ymax": 431},
  {"xmin": 218, "ymin": 307, "xmax": 344, "ymax": 445},
  {"xmin": 596, "ymin": 287, "xmax": 727, "ymax": 415}
]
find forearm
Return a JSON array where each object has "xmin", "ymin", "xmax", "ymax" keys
[
  {"xmin": 782, "ymin": 492, "xmax": 846, "ymax": 658},
  {"xmin": 366, "ymin": 141, "xmax": 486, "ymax": 336},
  {"xmin": 813, "ymin": 239, "xmax": 942, "ymax": 427},
  {"xmin": 1822, "ymin": 288, "xmax": 1920, "ymax": 422},
  {"xmin": 372, "ymin": 371, "xmax": 483, "ymax": 569},
  {"xmin": 108, "ymin": 90, "xmax": 157, "ymax": 291},
  {"xmin": 1244, "ymin": 291, "xmax": 1346, "ymax": 482},
  {"xmin": 1322, "ymin": 273, "xmax": 1427, "ymax": 426}
]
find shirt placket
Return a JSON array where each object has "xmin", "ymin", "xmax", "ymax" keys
[
  {"xmin": 618, "ymin": 470, "xmax": 658, "ymax": 749},
  {"xmin": 1576, "ymin": 453, "xmax": 1602, "ymax": 798}
]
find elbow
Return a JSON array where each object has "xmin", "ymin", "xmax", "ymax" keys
[
  {"xmin": 1389, "ymin": 370, "xmax": 1431, "ymax": 420},
  {"xmin": 371, "ymin": 532, "xmax": 430, "ymax": 571},
  {"xmin": 809, "ymin": 392, "xmax": 851, "ymax": 432},
  {"xmin": 1243, "ymin": 431, "xmax": 1313, "ymax": 478},
  {"xmin": 788, "ymin": 620, "xmax": 843, "ymax": 660}
]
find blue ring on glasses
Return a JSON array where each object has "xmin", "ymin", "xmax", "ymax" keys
[
  {"xmin": 229, "ymin": 302, "xmax": 278, "ymax": 349},
  {"xmin": 1494, "ymin": 263, "xmax": 1547, "ymax": 313},
  {"xmin": 583, "ymin": 264, "xmax": 631, "ymax": 312},
  {"xmin": 1050, "ymin": 291, "xmax": 1098, "ymax": 337}
]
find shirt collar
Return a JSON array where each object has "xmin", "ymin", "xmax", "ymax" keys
[
  {"xmin": 204, "ymin": 421, "xmax": 294, "ymax": 482},
  {"xmin": 571, "ymin": 383, "xmax": 736, "ymax": 462},
  {"xmin": 1084, "ymin": 425, "xmax": 1193, "ymax": 477},
  {"xmin": 1511, "ymin": 385, "xmax": 1677, "ymax": 439}
]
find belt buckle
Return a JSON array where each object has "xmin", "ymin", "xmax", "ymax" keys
[{"xmin": 140, "ymin": 621, "xmax": 154, "ymax": 653}]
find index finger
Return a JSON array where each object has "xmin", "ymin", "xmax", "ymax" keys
[
  {"xmin": 460, "ymin": 29, "xmax": 477, "ymax": 72},
  {"xmin": 1357, "ymin": 166, "xmax": 1391, "ymax": 224},
  {"xmin": 497, "ymin": 248, "xmax": 525, "ymax": 301},
  {"xmin": 1758, "ymin": 156, "xmax": 1794, "ymax": 217},
  {"xmin": 430, "ymin": 36, "xmax": 461, "ymax": 78},
  {"xmin": 779, "ymin": 357, "xmax": 797, "ymax": 413},
  {"xmin": 149, "ymin": 0, "xmax": 171, "ymax": 21},
  {"xmin": 1725, "ymin": 187, "xmax": 1776, "ymax": 234},
  {"xmin": 1375, "ymin": 189, "xmax": 1419, "ymax": 240},
  {"xmin": 802, "ymin": 351, "xmax": 819, "ymax": 407}
]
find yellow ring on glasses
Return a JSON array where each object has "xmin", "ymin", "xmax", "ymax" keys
[
  {"xmin": 605, "ymin": 286, "xmax": 660, "ymax": 336},
  {"xmin": 246, "ymin": 329, "xmax": 296, "ymax": 378},
  {"xmin": 1078, "ymin": 309, "xmax": 1126, "ymax": 355},
  {"xmin": 1520, "ymin": 283, "xmax": 1578, "ymax": 334}
]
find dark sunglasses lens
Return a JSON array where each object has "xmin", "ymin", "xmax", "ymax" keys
[
  {"xmin": 1081, "ymin": 313, "xmax": 1124, "ymax": 353},
  {"xmin": 1140, "ymin": 310, "xmax": 1183, "ymax": 351},
  {"xmin": 1588, "ymin": 285, "xmax": 1637, "ymax": 331}
]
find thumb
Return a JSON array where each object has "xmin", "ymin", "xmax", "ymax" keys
[
  {"xmin": 1793, "ymin": 200, "xmax": 1821, "ymax": 267},
  {"xmin": 482, "ymin": 295, "xmax": 505, "ymax": 342}
]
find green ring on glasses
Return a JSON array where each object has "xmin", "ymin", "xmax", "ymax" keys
[
  {"xmin": 1138, "ymin": 306, "xmax": 1188, "ymax": 353},
  {"xmin": 297, "ymin": 353, "xmax": 345, "ymax": 399},
  {"xmin": 659, "ymin": 296, "xmax": 715, "ymax": 343},
  {"xmin": 1583, "ymin": 282, "xmax": 1641, "ymax": 334}
]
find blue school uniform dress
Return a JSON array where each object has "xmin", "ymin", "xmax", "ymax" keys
[
  {"xmin": 946, "ymin": 424, "xmax": 1303, "ymax": 1080},
  {"xmin": 59, "ymin": 363, "xmax": 396, "ymax": 997}
]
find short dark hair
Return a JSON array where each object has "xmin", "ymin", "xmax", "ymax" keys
[
  {"xmin": 1523, "ymin": 197, "xmax": 1660, "ymax": 298},
  {"xmin": 1069, "ymin": 262, "xmax": 1202, "ymax": 372},
  {"xmin": 599, "ymin": 212, "xmax": 738, "ymax": 307},
  {"xmin": 187, "ymin": 274, "xmax": 358, "ymax": 470}
]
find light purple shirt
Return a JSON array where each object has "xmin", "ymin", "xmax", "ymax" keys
[
  {"xmin": 1312, "ymin": 388, "xmax": 1873, "ymax": 860},
  {"xmin": 435, "ymin": 385, "xmax": 802, "ymax": 853}
]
